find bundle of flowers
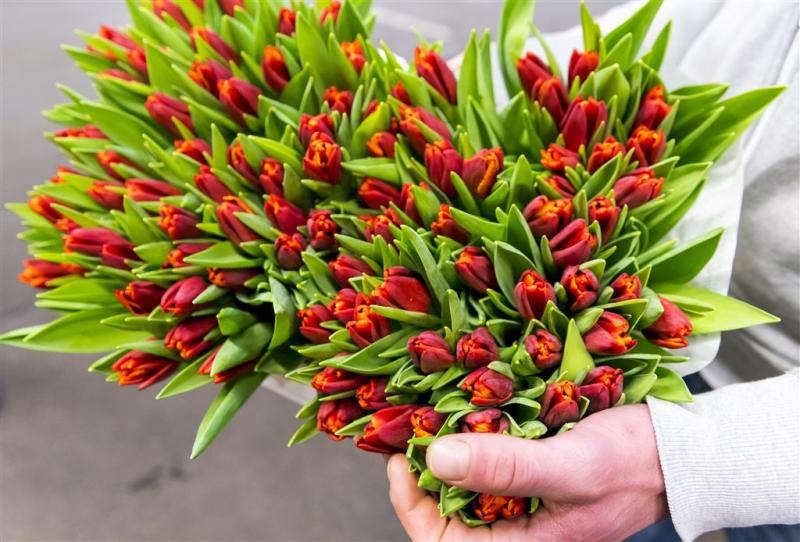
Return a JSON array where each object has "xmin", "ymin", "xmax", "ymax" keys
[{"xmin": 1, "ymin": 0, "xmax": 782, "ymax": 525}]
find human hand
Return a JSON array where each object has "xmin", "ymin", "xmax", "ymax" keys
[{"xmin": 387, "ymin": 404, "xmax": 667, "ymax": 542}]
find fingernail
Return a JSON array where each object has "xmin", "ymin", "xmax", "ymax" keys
[{"xmin": 427, "ymin": 438, "xmax": 470, "ymax": 481}]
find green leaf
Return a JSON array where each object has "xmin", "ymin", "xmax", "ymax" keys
[
  {"xmin": 342, "ymin": 157, "xmax": 400, "ymax": 182},
  {"xmin": 498, "ymin": 0, "xmax": 535, "ymax": 96},
  {"xmin": 604, "ymin": 0, "xmax": 663, "ymax": 64},
  {"xmin": 402, "ymin": 227, "xmax": 450, "ymax": 305},
  {"xmin": 295, "ymin": 12, "xmax": 336, "ymax": 90},
  {"xmin": 211, "ymin": 322, "xmax": 273, "ymax": 374},
  {"xmin": 371, "ymin": 306, "xmax": 440, "ymax": 328},
  {"xmin": 648, "ymin": 228, "xmax": 723, "ymax": 285},
  {"xmin": 450, "ymin": 208, "xmax": 504, "ymax": 240},
  {"xmin": 268, "ymin": 277, "xmax": 297, "ymax": 350},
  {"xmin": 559, "ymin": 320, "xmax": 594, "ymax": 384},
  {"xmin": 624, "ymin": 373, "xmax": 657, "ymax": 403},
  {"xmin": 649, "ymin": 366, "xmax": 693, "ymax": 403},
  {"xmin": 287, "ymin": 417, "xmax": 319, "ymax": 446},
  {"xmin": 157, "ymin": 357, "xmax": 211, "ymax": 399},
  {"xmin": 184, "ymin": 241, "xmax": 262, "ymax": 269},
  {"xmin": 36, "ymin": 278, "xmax": 119, "ymax": 305}
]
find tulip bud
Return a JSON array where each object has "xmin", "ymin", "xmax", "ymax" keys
[
  {"xmin": 460, "ymin": 409, "xmax": 509, "ymax": 434},
  {"xmin": 197, "ymin": 348, "xmax": 256, "ymax": 384},
  {"xmin": 188, "ymin": 59, "xmax": 232, "ymax": 97},
  {"xmin": 227, "ymin": 142, "xmax": 259, "ymax": 186},
  {"xmin": 587, "ymin": 195, "xmax": 620, "ymax": 242},
  {"xmin": 356, "ymin": 377, "xmax": 390, "ymax": 410},
  {"xmin": 319, "ymin": 0, "xmax": 341, "ymax": 24},
  {"xmin": 354, "ymin": 404, "xmax": 416, "ymax": 453},
  {"xmin": 167, "ymin": 243, "xmax": 212, "ymax": 268},
  {"xmin": 28, "ymin": 195, "xmax": 74, "ymax": 232},
  {"xmin": 160, "ymin": 276, "xmax": 208, "ymax": 315},
  {"xmin": 347, "ymin": 293, "xmax": 390, "ymax": 348},
  {"xmin": 174, "ymin": 138, "xmax": 211, "ymax": 164},
  {"xmin": 329, "ymin": 288, "xmax": 358, "ymax": 323},
  {"xmin": 277, "ymin": 7, "xmax": 296, "ymax": 35},
  {"xmin": 390, "ymin": 80, "xmax": 411, "ymax": 104},
  {"xmin": 549, "ymin": 218, "xmax": 596, "ymax": 268},
  {"xmin": 540, "ymin": 381, "xmax": 581, "ymax": 428},
  {"xmin": 635, "ymin": 85, "xmax": 671, "ymax": 130},
  {"xmin": 312, "ymin": 368, "xmax": 366, "ymax": 395},
  {"xmin": 145, "ymin": 92, "xmax": 193, "ymax": 136},
  {"xmin": 329, "ymin": 254, "xmax": 374, "ymax": 287},
  {"xmin": 398, "ymin": 183, "xmax": 422, "ymax": 225},
  {"xmin": 560, "ymin": 265, "xmax": 600, "ymax": 311},
  {"xmin": 191, "ymin": 27, "xmax": 237, "ymax": 62},
  {"xmin": 542, "ymin": 175, "xmax": 576, "ymax": 199},
  {"xmin": 568, "ymin": 49, "xmax": 599, "ymax": 85},
  {"xmin": 218, "ymin": 77, "xmax": 261, "ymax": 124},
  {"xmin": 455, "ymin": 246, "xmax": 498, "ymax": 293},
  {"xmin": 64, "ymin": 227, "xmax": 127, "ymax": 256},
  {"xmin": 126, "ymin": 178, "xmax": 182, "ymax": 202},
  {"xmin": 303, "ymin": 134, "xmax": 342, "ymax": 183},
  {"xmin": 96, "ymin": 25, "xmax": 138, "ymax": 54},
  {"xmin": 208, "ymin": 268, "xmax": 259, "ymax": 292},
  {"xmin": 414, "ymin": 46, "xmax": 457, "ymax": 103},
  {"xmin": 626, "ymin": 125, "xmax": 666, "ymax": 167},
  {"xmin": 96, "ymin": 150, "xmax": 137, "ymax": 180},
  {"xmin": 516, "ymin": 52, "xmax": 552, "ymax": 96},
  {"xmin": 366, "ymin": 132, "xmax": 397, "ymax": 158},
  {"xmin": 410, "ymin": 406, "xmax": 446, "ymax": 438},
  {"xmin": 423, "ymin": 140, "xmax": 462, "ymax": 197},
  {"xmin": 127, "ymin": 48, "xmax": 148, "ymax": 78},
  {"xmin": 587, "ymin": 136, "xmax": 625, "ymax": 173},
  {"xmin": 461, "ymin": 367, "xmax": 514, "ymax": 407},
  {"xmin": 264, "ymin": 194, "xmax": 307, "ymax": 234},
  {"xmin": 341, "ymin": 41, "xmax": 366, "ymax": 73},
  {"xmin": 18, "ymin": 259, "xmax": 83, "ymax": 288},
  {"xmin": 358, "ymin": 178, "xmax": 401, "ymax": 210},
  {"xmin": 298, "ymin": 303, "xmax": 335, "ymax": 344},
  {"xmin": 54, "ymin": 124, "xmax": 106, "ymax": 139},
  {"xmin": 258, "ymin": 158, "xmax": 285, "ymax": 195},
  {"xmin": 87, "ymin": 181, "xmax": 124, "ymax": 210},
  {"xmin": 371, "ymin": 266, "xmax": 432, "ymax": 313},
  {"xmin": 523, "ymin": 195, "xmax": 573, "ymax": 238},
  {"xmin": 323, "ymin": 86, "xmax": 354, "ymax": 114},
  {"xmin": 457, "ymin": 327, "xmax": 499, "ymax": 369},
  {"xmin": 159, "ymin": 204, "xmax": 201, "ymax": 240},
  {"xmin": 523, "ymin": 329, "xmax": 563, "ymax": 370},
  {"xmin": 408, "ymin": 331, "xmax": 456, "ymax": 373},
  {"xmin": 398, "ymin": 105, "xmax": 451, "ymax": 155},
  {"xmin": 317, "ymin": 399, "xmax": 365, "ymax": 441},
  {"xmin": 644, "ymin": 297, "xmax": 693, "ymax": 349},
  {"xmin": 613, "ymin": 168, "xmax": 664, "ymax": 209},
  {"xmin": 216, "ymin": 196, "xmax": 261, "ymax": 244},
  {"xmin": 580, "ymin": 366, "xmax": 624, "ymax": 414},
  {"xmin": 307, "ymin": 209, "xmax": 339, "ymax": 250},
  {"xmin": 261, "ymin": 45, "xmax": 290, "ymax": 93},
  {"xmin": 112, "ymin": 350, "xmax": 179, "ymax": 390},
  {"xmin": 101, "ymin": 242, "xmax": 140, "ymax": 270},
  {"xmin": 473, "ymin": 494, "xmax": 526, "ymax": 522},
  {"xmin": 299, "ymin": 113, "xmax": 335, "ymax": 147},
  {"xmin": 115, "ymin": 281, "xmax": 166, "ymax": 315},
  {"xmin": 610, "ymin": 273, "xmax": 642, "ymax": 302},
  {"xmin": 561, "ymin": 96, "xmax": 608, "ymax": 152},
  {"xmin": 462, "ymin": 147, "xmax": 503, "ymax": 198},
  {"xmin": 274, "ymin": 233, "xmax": 307, "ymax": 270},
  {"xmin": 194, "ymin": 165, "xmax": 233, "ymax": 203},
  {"xmin": 540, "ymin": 143, "xmax": 580, "ymax": 173},
  {"xmin": 164, "ymin": 315, "xmax": 218, "ymax": 359},
  {"xmin": 583, "ymin": 311, "xmax": 637, "ymax": 355},
  {"xmin": 533, "ymin": 77, "xmax": 570, "ymax": 124},
  {"xmin": 363, "ymin": 213, "xmax": 398, "ymax": 243},
  {"xmin": 514, "ymin": 269, "xmax": 556, "ymax": 321},
  {"xmin": 431, "ymin": 204, "xmax": 469, "ymax": 244},
  {"xmin": 152, "ymin": 0, "xmax": 191, "ymax": 31}
]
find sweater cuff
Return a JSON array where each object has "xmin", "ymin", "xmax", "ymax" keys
[{"xmin": 646, "ymin": 372, "xmax": 800, "ymax": 541}]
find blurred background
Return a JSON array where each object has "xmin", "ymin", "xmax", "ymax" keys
[{"xmin": 0, "ymin": 1, "xmax": 631, "ymax": 540}]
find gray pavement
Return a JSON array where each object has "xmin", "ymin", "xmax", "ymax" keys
[{"xmin": 0, "ymin": 1, "xmax": 622, "ymax": 540}]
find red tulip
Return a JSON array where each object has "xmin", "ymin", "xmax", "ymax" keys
[
  {"xmin": 160, "ymin": 276, "xmax": 208, "ymax": 315},
  {"xmin": 167, "ymin": 243, "xmax": 211, "ymax": 268},
  {"xmin": 540, "ymin": 143, "xmax": 580, "ymax": 173},
  {"xmin": 299, "ymin": 113, "xmax": 335, "ymax": 147},
  {"xmin": 644, "ymin": 297, "xmax": 693, "ymax": 349},
  {"xmin": 461, "ymin": 367, "xmax": 514, "ymax": 407},
  {"xmin": 455, "ymin": 246, "xmax": 498, "ymax": 293},
  {"xmin": 329, "ymin": 288, "xmax": 358, "ymax": 323},
  {"xmin": 410, "ymin": 406, "xmax": 446, "ymax": 438},
  {"xmin": 317, "ymin": 399, "xmax": 365, "ymax": 441},
  {"xmin": 174, "ymin": 138, "xmax": 211, "ymax": 164},
  {"xmin": 462, "ymin": 148, "xmax": 503, "ymax": 198},
  {"xmin": 341, "ymin": 41, "xmax": 366, "ymax": 73},
  {"xmin": 303, "ymin": 134, "xmax": 342, "ymax": 183},
  {"xmin": 587, "ymin": 195, "xmax": 620, "ymax": 242},
  {"xmin": 610, "ymin": 273, "xmax": 642, "ymax": 302},
  {"xmin": 626, "ymin": 125, "xmax": 666, "ymax": 167},
  {"xmin": 188, "ymin": 59, "xmax": 232, "ymax": 97},
  {"xmin": 127, "ymin": 48, "xmax": 148, "ymax": 78},
  {"xmin": 264, "ymin": 194, "xmax": 307, "ymax": 234},
  {"xmin": 87, "ymin": 181, "xmax": 124, "ymax": 210},
  {"xmin": 194, "ymin": 165, "xmax": 234, "ymax": 203},
  {"xmin": 457, "ymin": 327, "xmax": 499, "ymax": 369},
  {"xmin": 28, "ymin": 195, "xmax": 72, "ymax": 232},
  {"xmin": 579, "ymin": 366, "xmax": 624, "ymax": 414},
  {"xmin": 115, "ymin": 281, "xmax": 166, "ymax": 315},
  {"xmin": 259, "ymin": 158, "xmax": 285, "ymax": 195},
  {"xmin": 18, "ymin": 259, "xmax": 83, "ymax": 288},
  {"xmin": 64, "ymin": 227, "xmax": 127, "ymax": 256},
  {"xmin": 516, "ymin": 52, "xmax": 552, "ymax": 97},
  {"xmin": 356, "ymin": 377, "xmax": 390, "ymax": 410},
  {"xmin": 54, "ymin": 124, "xmax": 106, "ymax": 139},
  {"xmin": 354, "ymin": 404, "xmax": 416, "ymax": 453},
  {"xmin": 398, "ymin": 183, "xmax": 422, "ymax": 225},
  {"xmin": 307, "ymin": 209, "xmax": 339, "ymax": 250},
  {"xmin": 371, "ymin": 266, "xmax": 431, "ymax": 313},
  {"xmin": 298, "ymin": 303, "xmax": 335, "ymax": 343},
  {"xmin": 391, "ymin": 80, "xmax": 411, "ymax": 104},
  {"xmin": 96, "ymin": 25, "xmax": 138, "ymax": 54},
  {"xmin": 431, "ymin": 204, "xmax": 469, "ymax": 244},
  {"xmin": 216, "ymin": 196, "xmax": 261, "ymax": 244},
  {"xmin": 100, "ymin": 69, "xmax": 139, "ymax": 82},
  {"xmin": 561, "ymin": 96, "xmax": 608, "ymax": 152},
  {"xmin": 159, "ymin": 204, "xmax": 201, "ymax": 240},
  {"xmin": 540, "ymin": 381, "xmax": 581, "ymax": 428},
  {"xmin": 460, "ymin": 409, "xmax": 509, "ymax": 433},
  {"xmin": 112, "ymin": 350, "xmax": 179, "ymax": 390},
  {"xmin": 414, "ymin": 46, "xmax": 457, "ymax": 103},
  {"xmin": 152, "ymin": 0, "xmax": 191, "ymax": 31},
  {"xmin": 549, "ymin": 218, "xmax": 596, "ymax": 268},
  {"xmin": 560, "ymin": 265, "xmax": 599, "ymax": 311},
  {"xmin": 96, "ymin": 150, "xmax": 137, "ymax": 180},
  {"xmin": 587, "ymin": 136, "xmax": 625, "ymax": 173},
  {"xmin": 523, "ymin": 195, "xmax": 573, "ymax": 238},
  {"xmin": 613, "ymin": 168, "xmax": 664, "ymax": 209},
  {"xmin": 274, "ymin": 233, "xmax": 306, "ymax": 270},
  {"xmin": 398, "ymin": 105, "xmax": 451, "ymax": 155},
  {"xmin": 311, "ymin": 368, "xmax": 366, "ymax": 395},
  {"xmin": 218, "ymin": 77, "xmax": 261, "ymax": 124},
  {"xmin": 220, "ymin": 0, "xmax": 244, "ymax": 16},
  {"xmin": 533, "ymin": 77, "xmax": 570, "ymax": 124},
  {"xmin": 424, "ymin": 140, "xmax": 462, "ymax": 197},
  {"xmin": 543, "ymin": 174, "xmax": 576, "ymax": 199},
  {"xmin": 523, "ymin": 329, "xmax": 563, "ymax": 370},
  {"xmin": 228, "ymin": 142, "xmax": 259, "ymax": 186},
  {"xmin": 329, "ymin": 254, "xmax": 374, "ymax": 287},
  {"xmin": 358, "ymin": 178, "xmax": 401, "ymax": 210},
  {"xmin": 366, "ymin": 132, "xmax": 397, "ymax": 158},
  {"xmin": 583, "ymin": 311, "xmax": 637, "ymax": 355},
  {"xmin": 260, "ymin": 45, "xmax": 290, "ymax": 93},
  {"xmin": 145, "ymin": 92, "xmax": 193, "ymax": 136},
  {"xmin": 164, "ymin": 315, "xmax": 218, "ymax": 359},
  {"xmin": 514, "ymin": 269, "xmax": 556, "ymax": 321},
  {"xmin": 568, "ymin": 49, "xmax": 599, "ymax": 85},
  {"xmin": 319, "ymin": 0, "xmax": 341, "ymax": 24},
  {"xmin": 323, "ymin": 86, "xmax": 354, "ymax": 114},
  {"xmin": 635, "ymin": 85, "xmax": 671, "ymax": 130},
  {"xmin": 473, "ymin": 494, "xmax": 526, "ymax": 522},
  {"xmin": 191, "ymin": 27, "xmax": 237, "ymax": 62},
  {"xmin": 408, "ymin": 331, "xmax": 456, "ymax": 373},
  {"xmin": 363, "ymin": 213, "xmax": 398, "ymax": 243},
  {"xmin": 208, "ymin": 268, "xmax": 259, "ymax": 291},
  {"xmin": 126, "ymin": 178, "xmax": 181, "ymax": 202},
  {"xmin": 346, "ymin": 293, "xmax": 390, "ymax": 347},
  {"xmin": 277, "ymin": 7, "xmax": 296, "ymax": 35},
  {"xmin": 101, "ymin": 242, "xmax": 139, "ymax": 269}
]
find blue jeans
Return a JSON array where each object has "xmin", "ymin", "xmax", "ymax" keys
[{"xmin": 627, "ymin": 375, "xmax": 799, "ymax": 541}]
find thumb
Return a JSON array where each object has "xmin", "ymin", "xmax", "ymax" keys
[{"xmin": 425, "ymin": 430, "xmax": 609, "ymax": 500}]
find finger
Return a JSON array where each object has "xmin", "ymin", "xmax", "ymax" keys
[
  {"xmin": 425, "ymin": 431, "xmax": 611, "ymax": 500},
  {"xmin": 387, "ymin": 454, "xmax": 447, "ymax": 542}
]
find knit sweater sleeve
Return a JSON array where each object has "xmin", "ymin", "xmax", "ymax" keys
[{"xmin": 646, "ymin": 371, "xmax": 800, "ymax": 541}]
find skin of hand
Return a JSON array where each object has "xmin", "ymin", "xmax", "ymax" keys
[{"xmin": 387, "ymin": 404, "xmax": 668, "ymax": 542}]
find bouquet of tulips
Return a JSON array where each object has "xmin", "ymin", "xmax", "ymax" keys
[{"xmin": 1, "ymin": 0, "xmax": 783, "ymax": 526}]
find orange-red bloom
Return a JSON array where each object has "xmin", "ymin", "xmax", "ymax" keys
[
  {"xmin": 363, "ymin": 212, "xmax": 398, "ymax": 244},
  {"xmin": 579, "ymin": 366, "xmax": 624, "ymax": 414},
  {"xmin": 561, "ymin": 96, "xmax": 608, "ymax": 152},
  {"xmin": 299, "ymin": 113, "xmax": 335, "ymax": 147},
  {"xmin": 96, "ymin": 150, "xmax": 136, "ymax": 180},
  {"xmin": 298, "ymin": 303, "xmax": 335, "ymax": 344},
  {"xmin": 145, "ymin": 93, "xmax": 193, "ymax": 136},
  {"xmin": 317, "ymin": 399, "xmax": 364, "ymax": 441},
  {"xmin": 208, "ymin": 268, "xmax": 259, "ymax": 292},
  {"xmin": 543, "ymin": 174, "xmax": 576, "ymax": 199},
  {"xmin": 323, "ymin": 86, "xmax": 354, "ymax": 115},
  {"xmin": 29, "ymin": 194, "xmax": 77, "ymax": 232},
  {"xmin": 431, "ymin": 204, "xmax": 469, "ymax": 244},
  {"xmin": 152, "ymin": 0, "xmax": 191, "ymax": 31},
  {"xmin": 473, "ymin": 494, "xmax": 526, "ymax": 522},
  {"xmin": 523, "ymin": 195, "xmax": 573, "ymax": 239},
  {"xmin": 644, "ymin": 297, "xmax": 693, "ymax": 349},
  {"xmin": 540, "ymin": 380, "xmax": 581, "ymax": 428},
  {"xmin": 311, "ymin": 367, "xmax": 366, "ymax": 395},
  {"xmin": 160, "ymin": 276, "xmax": 208, "ymax": 315},
  {"xmin": 356, "ymin": 377, "xmax": 390, "ymax": 410},
  {"xmin": 587, "ymin": 136, "xmax": 625, "ymax": 173},
  {"xmin": 174, "ymin": 138, "xmax": 211, "ymax": 164},
  {"xmin": 408, "ymin": 331, "xmax": 456, "ymax": 373},
  {"xmin": 517, "ymin": 52, "xmax": 552, "ymax": 96},
  {"xmin": 587, "ymin": 195, "xmax": 620, "ymax": 242},
  {"xmin": 560, "ymin": 265, "xmax": 600, "ymax": 311},
  {"xmin": 635, "ymin": 85, "xmax": 671, "ymax": 130},
  {"xmin": 568, "ymin": 49, "xmax": 599, "ymax": 85},
  {"xmin": 514, "ymin": 269, "xmax": 556, "ymax": 321},
  {"xmin": 125, "ymin": 178, "xmax": 181, "ymax": 202},
  {"xmin": 259, "ymin": 158, "xmax": 285, "ymax": 195},
  {"xmin": 534, "ymin": 77, "xmax": 570, "ymax": 124},
  {"xmin": 610, "ymin": 273, "xmax": 642, "ymax": 302},
  {"xmin": 329, "ymin": 288, "xmax": 358, "ymax": 323},
  {"xmin": 329, "ymin": 254, "xmax": 374, "ymax": 287},
  {"xmin": 398, "ymin": 105, "xmax": 451, "ymax": 155},
  {"xmin": 540, "ymin": 143, "xmax": 580, "ymax": 172},
  {"xmin": 414, "ymin": 46, "xmax": 457, "ymax": 103},
  {"xmin": 410, "ymin": 406, "xmax": 446, "ymax": 438},
  {"xmin": 354, "ymin": 404, "xmax": 416, "ymax": 453},
  {"xmin": 188, "ymin": 59, "xmax": 231, "ymax": 97},
  {"xmin": 115, "ymin": 281, "xmax": 166, "ymax": 315},
  {"xmin": 583, "ymin": 311, "xmax": 637, "ymax": 355},
  {"xmin": 228, "ymin": 141, "xmax": 259, "ymax": 186},
  {"xmin": 198, "ymin": 348, "xmax": 256, "ymax": 384},
  {"xmin": 112, "ymin": 350, "xmax": 179, "ymax": 390},
  {"xmin": 64, "ymin": 227, "xmax": 127, "ymax": 256},
  {"xmin": 264, "ymin": 194, "xmax": 307, "ymax": 234},
  {"xmin": 549, "ymin": 218, "xmax": 596, "ymax": 268},
  {"xmin": 164, "ymin": 315, "xmax": 218, "ymax": 359},
  {"xmin": 319, "ymin": 0, "xmax": 341, "ymax": 24},
  {"xmin": 371, "ymin": 266, "xmax": 432, "ymax": 313},
  {"xmin": 523, "ymin": 329, "xmax": 563, "ymax": 370},
  {"xmin": 627, "ymin": 125, "xmax": 666, "ymax": 167},
  {"xmin": 460, "ymin": 409, "xmax": 509, "ymax": 433},
  {"xmin": 218, "ymin": 77, "xmax": 261, "ymax": 124},
  {"xmin": 358, "ymin": 178, "xmax": 401, "ymax": 210},
  {"xmin": 342, "ymin": 41, "xmax": 366, "ymax": 73},
  {"xmin": 457, "ymin": 327, "xmax": 499, "ymax": 369},
  {"xmin": 166, "ymin": 243, "xmax": 211, "ymax": 268},
  {"xmin": 216, "ymin": 196, "xmax": 261, "ymax": 244},
  {"xmin": 366, "ymin": 132, "xmax": 397, "ymax": 158},
  {"xmin": 262, "ymin": 45, "xmax": 290, "ymax": 93},
  {"xmin": 191, "ymin": 27, "xmax": 237, "ymax": 62},
  {"xmin": 462, "ymin": 148, "xmax": 503, "ymax": 198},
  {"xmin": 455, "ymin": 246, "xmax": 498, "ymax": 294},
  {"xmin": 18, "ymin": 259, "xmax": 83, "ymax": 288},
  {"xmin": 278, "ymin": 7, "xmax": 296, "ymax": 35},
  {"xmin": 461, "ymin": 366, "xmax": 514, "ymax": 407},
  {"xmin": 159, "ymin": 204, "xmax": 201, "ymax": 240},
  {"xmin": 613, "ymin": 167, "xmax": 664, "ymax": 209},
  {"xmin": 424, "ymin": 140, "xmax": 462, "ymax": 197},
  {"xmin": 346, "ymin": 293, "xmax": 390, "ymax": 348},
  {"xmin": 307, "ymin": 209, "xmax": 339, "ymax": 250},
  {"xmin": 303, "ymin": 134, "xmax": 342, "ymax": 183},
  {"xmin": 194, "ymin": 165, "xmax": 234, "ymax": 203},
  {"xmin": 274, "ymin": 233, "xmax": 306, "ymax": 270}
]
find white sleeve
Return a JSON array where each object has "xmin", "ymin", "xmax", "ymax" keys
[{"xmin": 646, "ymin": 372, "xmax": 800, "ymax": 541}]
